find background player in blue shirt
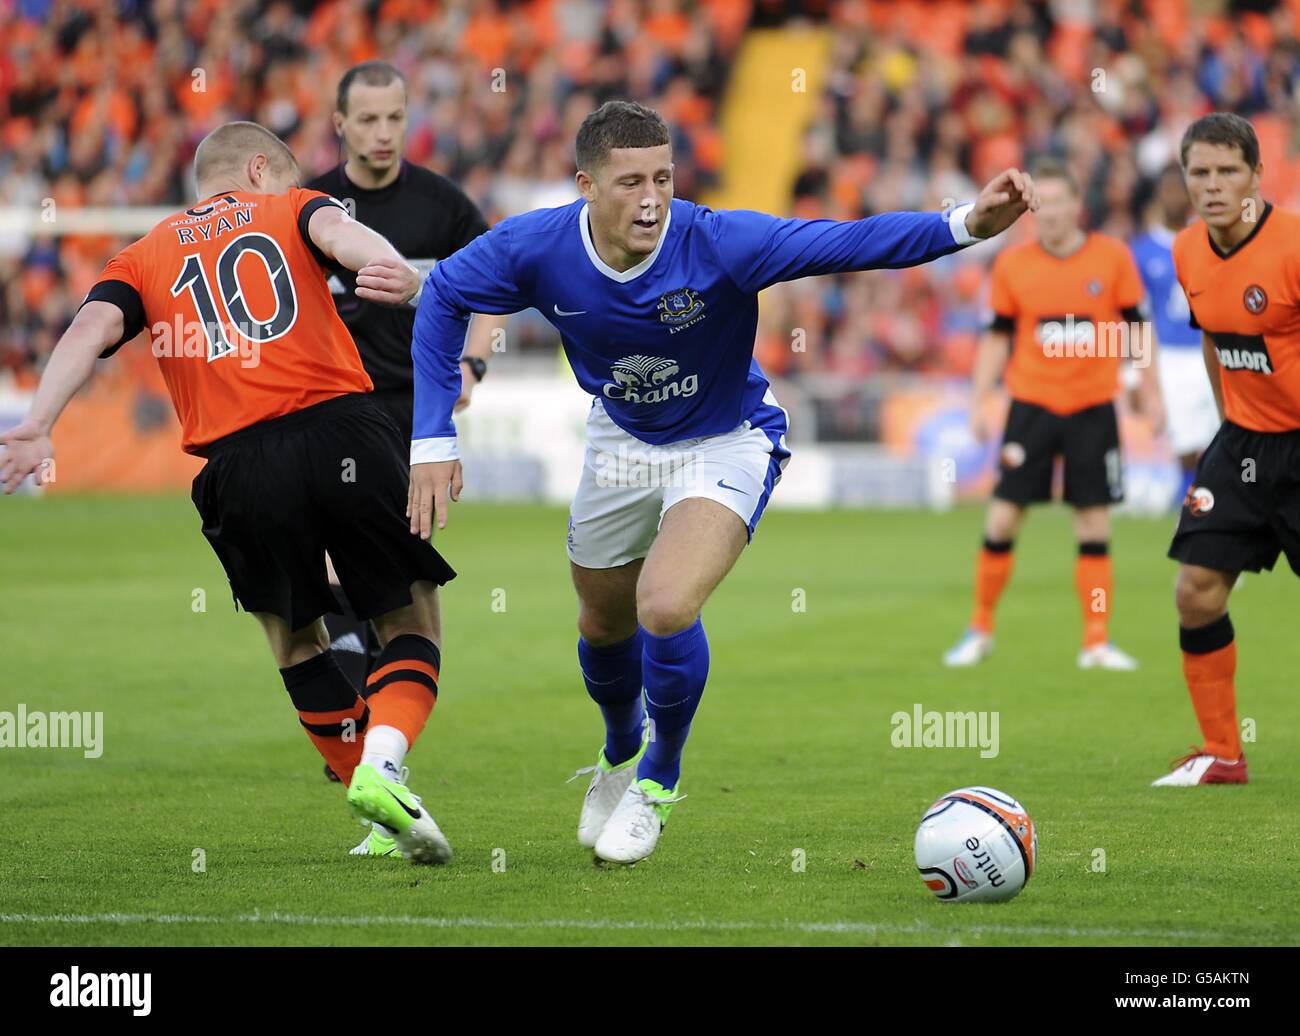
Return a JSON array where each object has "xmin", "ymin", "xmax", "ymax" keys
[
  {"xmin": 1131, "ymin": 162, "xmax": 1217, "ymax": 504},
  {"xmin": 407, "ymin": 100, "xmax": 1038, "ymax": 863}
]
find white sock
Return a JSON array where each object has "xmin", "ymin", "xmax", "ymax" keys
[{"xmin": 360, "ymin": 725, "xmax": 409, "ymax": 781}]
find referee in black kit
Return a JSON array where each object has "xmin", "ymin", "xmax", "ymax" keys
[{"xmin": 307, "ymin": 61, "xmax": 502, "ymax": 779}]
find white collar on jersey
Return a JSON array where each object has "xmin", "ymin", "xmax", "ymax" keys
[{"xmin": 578, "ymin": 202, "xmax": 672, "ymax": 283}]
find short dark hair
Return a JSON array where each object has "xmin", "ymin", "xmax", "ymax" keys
[
  {"xmin": 1029, "ymin": 156, "xmax": 1078, "ymax": 195},
  {"xmin": 337, "ymin": 61, "xmax": 406, "ymax": 115},
  {"xmin": 575, "ymin": 100, "xmax": 671, "ymax": 174},
  {"xmin": 194, "ymin": 121, "xmax": 298, "ymax": 185},
  {"xmin": 1179, "ymin": 112, "xmax": 1260, "ymax": 169}
]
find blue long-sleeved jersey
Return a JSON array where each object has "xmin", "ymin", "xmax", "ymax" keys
[
  {"xmin": 1130, "ymin": 225, "xmax": 1201, "ymax": 349},
  {"xmin": 411, "ymin": 197, "xmax": 978, "ymax": 459}
]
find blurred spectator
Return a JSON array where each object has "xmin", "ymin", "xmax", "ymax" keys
[{"xmin": 0, "ymin": 0, "xmax": 737, "ymax": 377}]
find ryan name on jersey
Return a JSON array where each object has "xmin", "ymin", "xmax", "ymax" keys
[{"xmin": 170, "ymin": 195, "xmax": 256, "ymax": 244}]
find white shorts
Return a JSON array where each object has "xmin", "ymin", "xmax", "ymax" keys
[
  {"xmin": 1159, "ymin": 346, "xmax": 1221, "ymax": 457},
  {"xmin": 567, "ymin": 394, "xmax": 791, "ymax": 569}
]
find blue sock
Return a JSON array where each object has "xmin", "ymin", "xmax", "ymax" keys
[
  {"xmin": 639, "ymin": 618, "xmax": 710, "ymax": 790},
  {"xmin": 578, "ymin": 632, "xmax": 646, "ymax": 766}
]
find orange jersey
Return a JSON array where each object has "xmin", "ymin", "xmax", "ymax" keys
[
  {"xmin": 84, "ymin": 188, "xmax": 372, "ymax": 453},
  {"xmin": 989, "ymin": 233, "xmax": 1145, "ymax": 415},
  {"xmin": 1174, "ymin": 203, "xmax": 1300, "ymax": 433}
]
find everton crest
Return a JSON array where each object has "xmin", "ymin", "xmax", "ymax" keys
[{"xmin": 657, "ymin": 287, "xmax": 705, "ymax": 328}]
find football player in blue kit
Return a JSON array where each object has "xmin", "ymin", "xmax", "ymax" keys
[
  {"xmin": 407, "ymin": 100, "xmax": 1038, "ymax": 863},
  {"xmin": 1130, "ymin": 162, "xmax": 1218, "ymax": 507}
]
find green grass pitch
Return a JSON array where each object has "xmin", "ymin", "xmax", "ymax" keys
[{"xmin": 1, "ymin": 494, "xmax": 1297, "ymax": 946}]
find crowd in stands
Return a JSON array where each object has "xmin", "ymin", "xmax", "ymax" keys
[
  {"xmin": 0, "ymin": 0, "xmax": 744, "ymax": 380},
  {"xmin": 4, "ymin": 0, "xmax": 1300, "ymax": 404},
  {"xmin": 756, "ymin": 0, "xmax": 1300, "ymax": 384}
]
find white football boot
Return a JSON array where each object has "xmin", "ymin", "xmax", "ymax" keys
[
  {"xmin": 1077, "ymin": 642, "xmax": 1139, "ymax": 671},
  {"xmin": 346, "ymin": 763, "xmax": 452, "ymax": 864},
  {"xmin": 593, "ymin": 777, "xmax": 685, "ymax": 864},
  {"xmin": 1152, "ymin": 749, "xmax": 1248, "ymax": 786},
  {"xmin": 943, "ymin": 629, "xmax": 993, "ymax": 667},
  {"xmin": 570, "ymin": 735, "xmax": 647, "ymax": 849}
]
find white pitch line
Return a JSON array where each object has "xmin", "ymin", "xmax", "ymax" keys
[{"xmin": 0, "ymin": 913, "xmax": 1271, "ymax": 942}]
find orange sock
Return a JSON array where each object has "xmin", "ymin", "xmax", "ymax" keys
[
  {"xmin": 1180, "ymin": 614, "xmax": 1241, "ymax": 760},
  {"xmin": 971, "ymin": 539, "xmax": 1014, "ymax": 633},
  {"xmin": 280, "ymin": 651, "xmax": 367, "ymax": 785},
  {"xmin": 1075, "ymin": 543, "xmax": 1111, "ymax": 649},
  {"xmin": 365, "ymin": 634, "xmax": 440, "ymax": 750}
]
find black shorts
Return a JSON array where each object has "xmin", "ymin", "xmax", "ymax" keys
[
  {"xmin": 191, "ymin": 393, "xmax": 455, "ymax": 631},
  {"xmin": 369, "ymin": 388, "xmax": 413, "ymax": 442},
  {"xmin": 993, "ymin": 399, "xmax": 1123, "ymax": 507},
  {"xmin": 1168, "ymin": 420, "xmax": 1300, "ymax": 576}
]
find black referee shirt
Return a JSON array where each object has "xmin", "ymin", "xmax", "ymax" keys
[{"xmin": 305, "ymin": 160, "xmax": 490, "ymax": 393}]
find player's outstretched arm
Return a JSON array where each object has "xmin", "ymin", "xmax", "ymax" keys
[
  {"xmin": 711, "ymin": 170, "xmax": 1038, "ymax": 294},
  {"xmin": 307, "ymin": 204, "xmax": 420, "ymax": 306},
  {"xmin": 964, "ymin": 168, "xmax": 1039, "ymax": 240},
  {"xmin": 0, "ymin": 301, "xmax": 124, "ymax": 494}
]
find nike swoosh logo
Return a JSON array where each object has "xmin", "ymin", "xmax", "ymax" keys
[
  {"xmin": 387, "ymin": 788, "xmax": 421, "ymax": 821},
  {"xmin": 1188, "ymin": 290, "xmax": 1204, "ymax": 297},
  {"xmin": 716, "ymin": 479, "xmax": 747, "ymax": 494},
  {"xmin": 554, "ymin": 304, "xmax": 587, "ymax": 316}
]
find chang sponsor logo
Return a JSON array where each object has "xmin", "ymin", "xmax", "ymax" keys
[{"xmin": 601, "ymin": 354, "xmax": 698, "ymax": 404}]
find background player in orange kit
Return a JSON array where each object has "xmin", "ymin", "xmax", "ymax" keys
[
  {"xmin": 0, "ymin": 122, "xmax": 457, "ymax": 861},
  {"xmin": 1155, "ymin": 113, "xmax": 1300, "ymax": 786},
  {"xmin": 945, "ymin": 159, "xmax": 1165, "ymax": 670}
]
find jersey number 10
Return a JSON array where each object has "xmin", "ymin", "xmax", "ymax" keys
[{"xmin": 170, "ymin": 232, "xmax": 299, "ymax": 362}]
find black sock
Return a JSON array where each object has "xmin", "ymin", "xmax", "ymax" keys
[{"xmin": 324, "ymin": 584, "xmax": 376, "ymax": 696}]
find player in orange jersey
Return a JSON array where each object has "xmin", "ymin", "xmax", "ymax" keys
[
  {"xmin": 0, "ymin": 122, "xmax": 456, "ymax": 861},
  {"xmin": 944, "ymin": 158, "xmax": 1165, "ymax": 670},
  {"xmin": 1154, "ymin": 114, "xmax": 1300, "ymax": 786}
]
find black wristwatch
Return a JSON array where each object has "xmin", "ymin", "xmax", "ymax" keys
[{"xmin": 461, "ymin": 356, "xmax": 487, "ymax": 382}]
